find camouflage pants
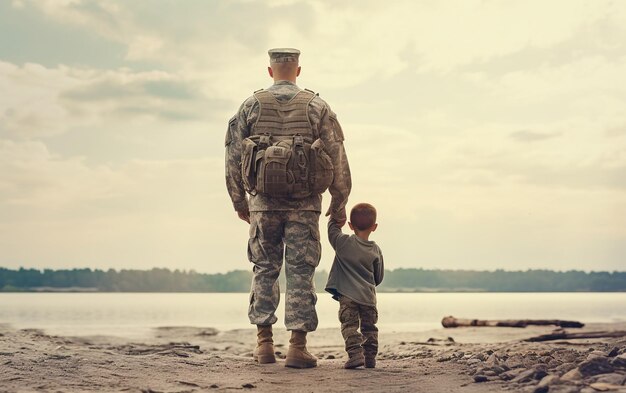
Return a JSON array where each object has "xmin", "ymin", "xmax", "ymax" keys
[
  {"xmin": 338, "ymin": 295, "xmax": 378, "ymax": 358},
  {"xmin": 247, "ymin": 210, "xmax": 321, "ymax": 332}
]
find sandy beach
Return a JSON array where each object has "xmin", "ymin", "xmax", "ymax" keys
[{"xmin": 1, "ymin": 322, "xmax": 625, "ymax": 393}]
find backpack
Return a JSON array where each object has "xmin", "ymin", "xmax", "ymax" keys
[{"xmin": 240, "ymin": 89, "xmax": 334, "ymax": 198}]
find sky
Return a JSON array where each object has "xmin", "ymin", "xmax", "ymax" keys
[{"xmin": 1, "ymin": 0, "xmax": 625, "ymax": 274}]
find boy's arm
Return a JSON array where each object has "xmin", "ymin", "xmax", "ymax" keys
[
  {"xmin": 328, "ymin": 217, "xmax": 348, "ymax": 250},
  {"xmin": 374, "ymin": 248, "xmax": 384, "ymax": 286}
]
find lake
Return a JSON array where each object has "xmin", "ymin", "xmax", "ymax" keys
[{"xmin": 1, "ymin": 292, "xmax": 625, "ymax": 339}]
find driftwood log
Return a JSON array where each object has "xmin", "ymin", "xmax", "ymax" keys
[
  {"xmin": 441, "ymin": 316, "xmax": 584, "ymax": 329},
  {"xmin": 524, "ymin": 330, "xmax": 626, "ymax": 342}
]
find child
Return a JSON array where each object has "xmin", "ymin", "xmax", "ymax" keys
[{"xmin": 325, "ymin": 203, "xmax": 384, "ymax": 369}]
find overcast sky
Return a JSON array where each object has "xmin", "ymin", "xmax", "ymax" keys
[{"xmin": 1, "ymin": 0, "xmax": 625, "ymax": 274}]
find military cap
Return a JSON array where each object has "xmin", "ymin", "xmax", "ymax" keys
[{"xmin": 268, "ymin": 48, "xmax": 300, "ymax": 63}]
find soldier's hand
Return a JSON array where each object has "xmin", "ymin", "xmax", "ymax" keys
[
  {"xmin": 326, "ymin": 207, "xmax": 347, "ymax": 228},
  {"xmin": 237, "ymin": 209, "xmax": 250, "ymax": 224}
]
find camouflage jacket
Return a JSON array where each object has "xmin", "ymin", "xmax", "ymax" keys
[{"xmin": 225, "ymin": 80, "xmax": 351, "ymax": 214}]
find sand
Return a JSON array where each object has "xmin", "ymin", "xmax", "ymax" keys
[{"xmin": 1, "ymin": 322, "xmax": 625, "ymax": 393}]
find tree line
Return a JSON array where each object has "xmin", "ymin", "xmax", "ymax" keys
[{"xmin": 0, "ymin": 267, "xmax": 624, "ymax": 292}]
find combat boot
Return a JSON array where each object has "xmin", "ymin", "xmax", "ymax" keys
[
  {"xmin": 344, "ymin": 352, "xmax": 365, "ymax": 369},
  {"xmin": 253, "ymin": 325, "xmax": 276, "ymax": 364},
  {"xmin": 285, "ymin": 330, "xmax": 317, "ymax": 368},
  {"xmin": 364, "ymin": 356, "xmax": 376, "ymax": 368}
]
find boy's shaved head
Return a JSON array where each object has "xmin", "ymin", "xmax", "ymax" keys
[{"xmin": 350, "ymin": 203, "xmax": 377, "ymax": 231}]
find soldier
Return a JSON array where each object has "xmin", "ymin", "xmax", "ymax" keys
[{"xmin": 225, "ymin": 48, "xmax": 351, "ymax": 368}]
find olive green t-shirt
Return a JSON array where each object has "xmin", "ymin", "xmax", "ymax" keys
[{"xmin": 324, "ymin": 219, "xmax": 384, "ymax": 306}]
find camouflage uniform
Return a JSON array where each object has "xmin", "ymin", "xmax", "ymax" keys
[
  {"xmin": 338, "ymin": 296, "xmax": 378, "ymax": 359},
  {"xmin": 225, "ymin": 80, "xmax": 351, "ymax": 331}
]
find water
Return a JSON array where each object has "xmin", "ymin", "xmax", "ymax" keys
[{"xmin": 0, "ymin": 292, "xmax": 625, "ymax": 339}]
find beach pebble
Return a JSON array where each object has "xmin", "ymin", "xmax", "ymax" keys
[
  {"xmin": 534, "ymin": 369, "xmax": 548, "ymax": 381},
  {"xmin": 436, "ymin": 355, "xmax": 453, "ymax": 362},
  {"xmin": 512, "ymin": 368, "xmax": 536, "ymax": 383},
  {"xmin": 472, "ymin": 353, "xmax": 487, "ymax": 361},
  {"xmin": 537, "ymin": 355, "xmax": 551, "ymax": 363},
  {"xmin": 610, "ymin": 354, "xmax": 626, "ymax": 369},
  {"xmin": 548, "ymin": 359, "xmax": 562, "ymax": 369},
  {"xmin": 560, "ymin": 368, "xmax": 583, "ymax": 382},
  {"xmin": 481, "ymin": 366, "xmax": 505, "ymax": 376},
  {"xmin": 589, "ymin": 382, "xmax": 624, "ymax": 392},
  {"xmin": 506, "ymin": 355, "xmax": 525, "ymax": 369},
  {"xmin": 578, "ymin": 357, "xmax": 614, "ymax": 377},
  {"xmin": 467, "ymin": 358, "xmax": 482, "ymax": 366},
  {"xmin": 242, "ymin": 383, "xmax": 256, "ymax": 388},
  {"xmin": 590, "ymin": 373, "xmax": 626, "ymax": 385},
  {"xmin": 473, "ymin": 375, "xmax": 488, "ymax": 383},
  {"xmin": 500, "ymin": 368, "xmax": 527, "ymax": 381},
  {"xmin": 326, "ymin": 354, "xmax": 335, "ymax": 359},
  {"xmin": 537, "ymin": 374, "xmax": 560, "ymax": 388},
  {"xmin": 556, "ymin": 362, "xmax": 578, "ymax": 374},
  {"xmin": 485, "ymin": 353, "xmax": 498, "ymax": 366},
  {"xmin": 587, "ymin": 351, "xmax": 607, "ymax": 361},
  {"xmin": 547, "ymin": 386, "xmax": 582, "ymax": 393},
  {"xmin": 556, "ymin": 350, "xmax": 583, "ymax": 364},
  {"xmin": 607, "ymin": 347, "xmax": 619, "ymax": 357},
  {"xmin": 492, "ymin": 366, "xmax": 507, "ymax": 374}
]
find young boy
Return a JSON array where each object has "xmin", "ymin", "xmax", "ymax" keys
[{"xmin": 325, "ymin": 203, "xmax": 384, "ymax": 369}]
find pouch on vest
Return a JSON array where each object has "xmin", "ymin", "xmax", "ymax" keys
[
  {"xmin": 256, "ymin": 141, "xmax": 292, "ymax": 197},
  {"xmin": 242, "ymin": 135, "xmax": 315, "ymax": 199},
  {"xmin": 241, "ymin": 137, "xmax": 258, "ymax": 193},
  {"xmin": 309, "ymin": 138, "xmax": 334, "ymax": 194}
]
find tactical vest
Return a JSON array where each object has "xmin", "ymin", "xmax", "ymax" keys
[{"xmin": 240, "ymin": 89, "xmax": 334, "ymax": 199}]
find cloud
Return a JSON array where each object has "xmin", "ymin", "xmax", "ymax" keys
[
  {"xmin": 59, "ymin": 71, "xmax": 228, "ymax": 122},
  {"xmin": 0, "ymin": 138, "xmax": 250, "ymax": 272},
  {"xmin": 61, "ymin": 78, "xmax": 201, "ymax": 101},
  {"xmin": 0, "ymin": 61, "xmax": 230, "ymax": 138},
  {"xmin": 606, "ymin": 125, "xmax": 626, "ymax": 138},
  {"xmin": 461, "ymin": 14, "xmax": 626, "ymax": 76},
  {"xmin": 509, "ymin": 130, "xmax": 562, "ymax": 143}
]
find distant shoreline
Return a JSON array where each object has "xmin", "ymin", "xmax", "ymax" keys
[
  {"xmin": 2, "ymin": 267, "xmax": 625, "ymax": 292},
  {"xmin": 1, "ymin": 288, "xmax": 625, "ymax": 293}
]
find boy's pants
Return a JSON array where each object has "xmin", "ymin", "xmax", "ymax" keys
[
  {"xmin": 338, "ymin": 295, "xmax": 378, "ymax": 358},
  {"xmin": 247, "ymin": 210, "xmax": 321, "ymax": 332}
]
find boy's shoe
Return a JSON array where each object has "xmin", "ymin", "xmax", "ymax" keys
[
  {"xmin": 344, "ymin": 353, "xmax": 365, "ymax": 369},
  {"xmin": 364, "ymin": 357, "xmax": 376, "ymax": 368}
]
